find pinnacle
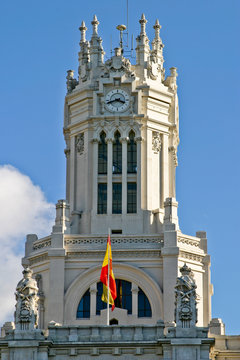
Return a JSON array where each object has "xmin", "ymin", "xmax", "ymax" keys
[
  {"xmin": 92, "ymin": 14, "xmax": 99, "ymax": 25},
  {"xmin": 79, "ymin": 21, "xmax": 87, "ymax": 31},
  {"xmin": 153, "ymin": 19, "xmax": 161, "ymax": 29}
]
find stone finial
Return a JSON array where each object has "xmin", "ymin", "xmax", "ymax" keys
[
  {"xmin": 139, "ymin": 13, "xmax": 147, "ymax": 35},
  {"xmin": 175, "ymin": 264, "xmax": 197, "ymax": 328},
  {"xmin": 170, "ymin": 67, "xmax": 178, "ymax": 78},
  {"xmin": 91, "ymin": 14, "xmax": 99, "ymax": 36},
  {"xmin": 79, "ymin": 21, "xmax": 87, "ymax": 43},
  {"xmin": 153, "ymin": 19, "xmax": 161, "ymax": 41},
  {"xmin": 15, "ymin": 267, "xmax": 39, "ymax": 330}
]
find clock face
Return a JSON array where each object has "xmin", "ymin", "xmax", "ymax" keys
[{"xmin": 105, "ymin": 89, "xmax": 130, "ymax": 113}]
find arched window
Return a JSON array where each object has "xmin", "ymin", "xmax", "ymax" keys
[
  {"xmin": 76, "ymin": 289, "xmax": 90, "ymax": 318},
  {"xmin": 96, "ymin": 280, "xmax": 132, "ymax": 315},
  {"xmin": 127, "ymin": 130, "xmax": 137, "ymax": 173},
  {"xmin": 98, "ymin": 131, "xmax": 107, "ymax": 174},
  {"xmin": 138, "ymin": 288, "xmax": 152, "ymax": 317},
  {"xmin": 113, "ymin": 131, "xmax": 122, "ymax": 174}
]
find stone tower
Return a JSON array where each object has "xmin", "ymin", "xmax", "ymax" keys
[{"xmin": 23, "ymin": 15, "xmax": 212, "ymax": 330}]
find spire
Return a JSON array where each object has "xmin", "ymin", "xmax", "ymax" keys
[
  {"xmin": 79, "ymin": 21, "xmax": 87, "ymax": 43},
  {"xmin": 89, "ymin": 15, "xmax": 104, "ymax": 68},
  {"xmin": 78, "ymin": 20, "xmax": 90, "ymax": 82},
  {"xmin": 139, "ymin": 13, "xmax": 147, "ymax": 36},
  {"xmin": 91, "ymin": 15, "xmax": 99, "ymax": 36},
  {"xmin": 153, "ymin": 19, "xmax": 161, "ymax": 42},
  {"xmin": 136, "ymin": 14, "xmax": 150, "ymax": 66}
]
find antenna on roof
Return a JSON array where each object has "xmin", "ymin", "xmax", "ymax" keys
[{"xmin": 116, "ymin": 24, "xmax": 126, "ymax": 51}]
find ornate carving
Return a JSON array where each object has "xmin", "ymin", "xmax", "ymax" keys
[
  {"xmin": 66, "ymin": 70, "xmax": 78, "ymax": 94},
  {"xmin": 64, "ymin": 148, "xmax": 70, "ymax": 158},
  {"xmin": 15, "ymin": 267, "xmax": 39, "ymax": 330},
  {"xmin": 152, "ymin": 131, "xmax": 161, "ymax": 153},
  {"xmin": 169, "ymin": 146, "xmax": 178, "ymax": 166},
  {"xmin": 65, "ymin": 235, "xmax": 163, "ymax": 246},
  {"xmin": 33, "ymin": 238, "xmax": 51, "ymax": 251},
  {"xmin": 76, "ymin": 133, "xmax": 84, "ymax": 154},
  {"xmin": 178, "ymin": 236, "xmax": 200, "ymax": 248},
  {"xmin": 102, "ymin": 48, "xmax": 133, "ymax": 78},
  {"xmin": 179, "ymin": 251, "xmax": 203, "ymax": 263},
  {"xmin": 175, "ymin": 264, "xmax": 197, "ymax": 328},
  {"xmin": 66, "ymin": 250, "xmax": 161, "ymax": 259}
]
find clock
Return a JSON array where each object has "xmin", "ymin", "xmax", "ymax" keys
[{"xmin": 105, "ymin": 89, "xmax": 130, "ymax": 112}]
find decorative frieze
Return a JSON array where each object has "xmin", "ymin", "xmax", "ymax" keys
[
  {"xmin": 66, "ymin": 250, "xmax": 161, "ymax": 259},
  {"xmin": 64, "ymin": 235, "xmax": 163, "ymax": 246},
  {"xmin": 179, "ymin": 251, "xmax": 203, "ymax": 263},
  {"xmin": 33, "ymin": 239, "xmax": 51, "ymax": 251}
]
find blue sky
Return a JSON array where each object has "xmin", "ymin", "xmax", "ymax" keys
[{"xmin": 0, "ymin": 0, "xmax": 239, "ymax": 333}]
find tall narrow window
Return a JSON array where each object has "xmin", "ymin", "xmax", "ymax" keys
[
  {"xmin": 127, "ymin": 182, "xmax": 137, "ymax": 213},
  {"xmin": 76, "ymin": 289, "xmax": 90, "ymax": 318},
  {"xmin": 112, "ymin": 183, "xmax": 122, "ymax": 214},
  {"xmin": 138, "ymin": 288, "xmax": 152, "ymax": 317},
  {"xmin": 113, "ymin": 131, "xmax": 122, "ymax": 174},
  {"xmin": 127, "ymin": 130, "xmax": 137, "ymax": 173},
  {"xmin": 98, "ymin": 131, "xmax": 107, "ymax": 174},
  {"xmin": 98, "ymin": 183, "xmax": 107, "ymax": 214}
]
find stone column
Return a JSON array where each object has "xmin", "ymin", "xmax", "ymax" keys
[
  {"xmin": 90, "ymin": 283, "xmax": 97, "ymax": 318},
  {"xmin": 64, "ymin": 146, "xmax": 70, "ymax": 203},
  {"xmin": 162, "ymin": 133, "xmax": 169, "ymax": 204},
  {"xmin": 136, "ymin": 137, "xmax": 142, "ymax": 213},
  {"xmin": 121, "ymin": 138, "xmax": 128, "ymax": 214},
  {"xmin": 132, "ymin": 283, "xmax": 139, "ymax": 316},
  {"xmin": 92, "ymin": 139, "xmax": 99, "ymax": 214},
  {"xmin": 107, "ymin": 138, "xmax": 113, "ymax": 215}
]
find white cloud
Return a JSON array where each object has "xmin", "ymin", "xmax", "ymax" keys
[{"xmin": 0, "ymin": 165, "xmax": 55, "ymax": 326}]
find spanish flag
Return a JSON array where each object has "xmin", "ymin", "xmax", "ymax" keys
[{"xmin": 100, "ymin": 234, "xmax": 117, "ymax": 310}]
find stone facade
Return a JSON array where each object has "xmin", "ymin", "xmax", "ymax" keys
[{"xmin": 1, "ymin": 13, "xmax": 240, "ymax": 360}]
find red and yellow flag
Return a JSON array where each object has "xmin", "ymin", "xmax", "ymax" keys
[{"xmin": 100, "ymin": 234, "xmax": 117, "ymax": 310}]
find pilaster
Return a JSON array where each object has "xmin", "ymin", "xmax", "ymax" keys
[
  {"xmin": 136, "ymin": 137, "xmax": 142, "ymax": 213},
  {"xmin": 92, "ymin": 139, "xmax": 98, "ymax": 214},
  {"xmin": 107, "ymin": 138, "xmax": 113, "ymax": 215},
  {"xmin": 121, "ymin": 138, "xmax": 128, "ymax": 214}
]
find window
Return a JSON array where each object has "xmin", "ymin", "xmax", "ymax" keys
[
  {"xmin": 96, "ymin": 280, "xmax": 132, "ymax": 315},
  {"xmin": 127, "ymin": 130, "xmax": 137, "ymax": 173},
  {"xmin": 112, "ymin": 183, "xmax": 122, "ymax": 214},
  {"xmin": 77, "ymin": 289, "xmax": 90, "ymax": 318},
  {"xmin": 98, "ymin": 183, "xmax": 107, "ymax": 214},
  {"xmin": 113, "ymin": 131, "xmax": 122, "ymax": 174},
  {"xmin": 127, "ymin": 182, "xmax": 137, "ymax": 213},
  {"xmin": 98, "ymin": 131, "xmax": 107, "ymax": 174},
  {"xmin": 115, "ymin": 279, "xmax": 132, "ymax": 314},
  {"xmin": 138, "ymin": 288, "xmax": 152, "ymax": 317},
  {"xmin": 96, "ymin": 282, "xmax": 107, "ymax": 314}
]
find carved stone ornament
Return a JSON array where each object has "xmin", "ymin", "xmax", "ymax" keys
[
  {"xmin": 66, "ymin": 70, "xmax": 78, "ymax": 94},
  {"xmin": 169, "ymin": 146, "xmax": 178, "ymax": 166},
  {"xmin": 15, "ymin": 267, "xmax": 39, "ymax": 330},
  {"xmin": 152, "ymin": 131, "xmax": 161, "ymax": 153},
  {"xmin": 76, "ymin": 133, "xmax": 84, "ymax": 154},
  {"xmin": 175, "ymin": 264, "xmax": 197, "ymax": 328},
  {"xmin": 102, "ymin": 48, "xmax": 133, "ymax": 78}
]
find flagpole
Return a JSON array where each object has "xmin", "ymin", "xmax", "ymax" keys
[{"xmin": 107, "ymin": 228, "xmax": 110, "ymax": 326}]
